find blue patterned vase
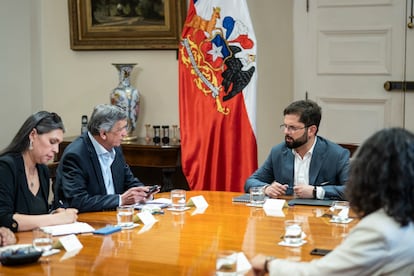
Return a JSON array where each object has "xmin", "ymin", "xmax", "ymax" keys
[{"xmin": 110, "ymin": 63, "xmax": 140, "ymax": 140}]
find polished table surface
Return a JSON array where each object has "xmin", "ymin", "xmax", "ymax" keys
[{"xmin": 3, "ymin": 191, "xmax": 358, "ymax": 275}]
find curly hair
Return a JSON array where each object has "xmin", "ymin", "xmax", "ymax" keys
[{"xmin": 346, "ymin": 127, "xmax": 414, "ymax": 226}]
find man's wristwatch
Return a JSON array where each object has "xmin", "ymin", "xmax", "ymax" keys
[
  {"xmin": 264, "ymin": 256, "xmax": 276, "ymax": 273},
  {"xmin": 313, "ymin": 186, "xmax": 317, "ymax": 199}
]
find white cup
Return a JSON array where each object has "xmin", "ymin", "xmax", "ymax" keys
[
  {"xmin": 117, "ymin": 205, "xmax": 134, "ymax": 228},
  {"xmin": 170, "ymin": 189, "xmax": 186, "ymax": 210},
  {"xmin": 32, "ymin": 228, "xmax": 53, "ymax": 252},
  {"xmin": 216, "ymin": 250, "xmax": 238, "ymax": 275},
  {"xmin": 330, "ymin": 201, "xmax": 350, "ymax": 222},
  {"xmin": 249, "ymin": 186, "xmax": 265, "ymax": 206},
  {"xmin": 283, "ymin": 220, "xmax": 303, "ymax": 244}
]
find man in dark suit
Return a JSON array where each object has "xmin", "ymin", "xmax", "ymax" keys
[
  {"xmin": 244, "ymin": 100, "xmax": 349, "ymax": 200},
  {"xmin": 54, "ymin": 104, "xmax": 157, "ymax": 213}
]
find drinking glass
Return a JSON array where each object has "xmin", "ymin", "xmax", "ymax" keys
[
  {"xmin": 170, "ymin": 189, "xmax": 186, "ymax": 210},
  {"xmin": 32, "ymin": 228, "xmax": 53, "ymax": 252},
  {"xmin": 117, "ymin": 205, "xmax": 134, "ymax": 228},
  {"xmin": 249, "ymin": 186, "xmax": 265, "ymax": 206},
  {"xmin": 331, "ymin": 201, "xmax": 350, "ymax": 222},
  {"xmin": 283, "ymin": 220, "xmax": 303, "ymax": 244}
]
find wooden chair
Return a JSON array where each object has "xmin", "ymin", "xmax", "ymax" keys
[
  {"xmin": 338, "ymin": 143, "xmax": 359, "ymax": 157},
  {"xmin": 47, "ymin": 161, "xmax": 59, "ymax": 204}
]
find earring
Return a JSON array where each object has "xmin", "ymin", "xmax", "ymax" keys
[{"xmin": 29, "ymin": 140, "xmax": 33, "ymax": 150}]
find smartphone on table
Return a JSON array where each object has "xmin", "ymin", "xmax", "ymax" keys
[{"xmin": 310, "ymin": 248, "xmax": 332, "ymax": 256}]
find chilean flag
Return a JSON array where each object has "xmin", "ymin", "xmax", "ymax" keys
[{"xmin": 178, "ymin": 0, "xmax": 258, "ymax": 192}]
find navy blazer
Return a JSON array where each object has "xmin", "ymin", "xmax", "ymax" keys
[
  {"xmin": 244, "ymin": 136, "xmax": 350, "ymax": 200},
  {"xmin": 54, "ymin": 133, "xmax": 144, "ymax": 213}
]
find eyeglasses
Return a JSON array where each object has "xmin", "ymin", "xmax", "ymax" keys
[{"xmin": 279, "ymin": 124, "xmax": 308, "ymax": 133}]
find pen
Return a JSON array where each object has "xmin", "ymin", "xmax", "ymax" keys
[{"xmin": 59, "ymin": 200, "xmax": 67, "ymax": 209}]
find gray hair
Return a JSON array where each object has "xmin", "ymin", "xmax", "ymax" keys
[{"xmin": 87, "ymin": 104, "xmax": 127, "ymax": 135}]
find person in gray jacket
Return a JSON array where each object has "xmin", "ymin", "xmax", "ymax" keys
[
  {"xmin": 251, "ymin": 127, "xmax": 414, "ymax": 275},
  {"xmin": 244, "ymin": 100, "xmax": 349, "ymax": 200}
]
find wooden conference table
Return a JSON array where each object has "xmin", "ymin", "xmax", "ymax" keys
[{"xmin": 3, "ymin": 191, "xmax": 358, "ymax": 275}]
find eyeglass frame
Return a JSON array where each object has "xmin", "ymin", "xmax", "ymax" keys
[{"xmin": 279, "ymin": 124, "xmax": 309, "ymax": 133}]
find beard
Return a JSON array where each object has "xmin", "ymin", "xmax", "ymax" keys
[{"xmin": 285, "ymin": 131, "xmax": 308, "ymax": 149}]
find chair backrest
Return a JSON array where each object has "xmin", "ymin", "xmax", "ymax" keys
[
  {"xmin": 338, "ymin": 143, "xmax": 359, "ymax": 157},
  {"xmin": 47, "ymin": 161, "xmax": 59, "ymax": 204}
]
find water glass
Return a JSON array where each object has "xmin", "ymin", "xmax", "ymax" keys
[
  {"xmin": 216, "ymin": 250, "xmax": 237, "ymax": 275},
  {"xmin": 249, "ymin": 186, "xmax": 265, "ymax": 206},
  {"xmin": 283, "ymin": 220, "xmax": 303, "ymax": 244},
  {"xmin": 117, "ymin": 205, "xmax": 134, "ymax": 228},
  {"xmin": 331, "ymin": 201, "xmax": 350, "ymax": 222},
  {"xmin": 170, "ymin": 189, "xmax": 186, "ymax": 210},
  {"xmin": 32, "ymin": 228, "xmax": 53, "ymax": 252}
]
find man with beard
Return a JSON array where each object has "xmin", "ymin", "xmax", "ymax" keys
[{"xmin": 244, "ymin": 100, "xmax": 349, "ymax": 200}]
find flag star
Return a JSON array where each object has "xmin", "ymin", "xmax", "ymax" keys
[{"xmin": 207, "ymin": 43, "xmax": 223, "ymax": 61}]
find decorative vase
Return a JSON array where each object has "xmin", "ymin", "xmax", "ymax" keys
[{"xmin": 110, "ymin": 63, "xmax": 140, "ymax": 141}]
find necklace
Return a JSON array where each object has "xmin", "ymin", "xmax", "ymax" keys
[{"xmin": 27, "ymin": 166, "xmax": 37, "ymax": 188}]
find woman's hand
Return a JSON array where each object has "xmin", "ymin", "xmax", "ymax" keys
[
  {"xmin": 53, "ymin": 208, "xmax": 78, "ymax": 224},
  {"xmin": 0, "ymin": 227, "xmax": 16, "ymax": 246}
]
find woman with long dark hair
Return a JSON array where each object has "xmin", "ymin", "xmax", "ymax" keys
[{"xmin": 0, "ymin": 111, "xmax": 77, "ymax": 232}]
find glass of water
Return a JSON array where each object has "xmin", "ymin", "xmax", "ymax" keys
[
  {"xmin": 117, "ymin": 205, "xmax": 134, "ymax": 228},
  {"xmin": 330, "ymin": 201, "xmax": 350, "ymax": 223},
  {"xmin": 283, "ymin": 220, "xmax": 303, "ymax": 244},
  {"xmin": 170, "ymin": 189, "xmax": 186, "ymax": 210},
  {"xmin": 32, "ymin": 228, "xmax": 53, "ymax": 252},
  {"xmin": 249, "ymin": 186, "xmax": 265, "ymax": 206}
]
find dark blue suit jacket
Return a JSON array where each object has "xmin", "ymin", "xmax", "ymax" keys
[
  {"xmin": 54, "ymin": 133, "xmax": 144, "ymax": 212},
  {"xmin": 244, "ymin": 136, "xmax": 350, "ymax": 200}
]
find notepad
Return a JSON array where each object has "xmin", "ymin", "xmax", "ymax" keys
[
  {"xmin": 134, "ymin": 198, "xmax": 171, "ymax": 209},
  {"xmin": 93, "ymin": 225, "xmax": 122, "ymax": 235},
  {"xmin": 41, "ymin": 222, "xmax": 95, "ymax": 236},
  {"xmin": 232, "ymin": 194, "xmax": 251, "ymax": 203},
  {"xmin": 288, "ymin": 199, "xmax": 333, "ymax": 207}
]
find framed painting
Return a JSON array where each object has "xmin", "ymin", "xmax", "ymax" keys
[{"xmin": 68, "ymin": 0, "xmax": 187, "ymax": 50}]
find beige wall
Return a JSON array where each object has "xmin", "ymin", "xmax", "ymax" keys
[{"xmin": 0, "ymin": 0, "xmax": 292, "ymax": 165}]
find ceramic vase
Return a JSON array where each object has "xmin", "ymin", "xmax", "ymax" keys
[{"xmin": 110, "ymin": 63, "xmax": 140, "ymax": 141}]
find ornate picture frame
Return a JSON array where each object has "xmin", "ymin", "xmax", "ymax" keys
[{"xmin": 68, "ymin": 0, "xmax": 186, "ymax": 50}]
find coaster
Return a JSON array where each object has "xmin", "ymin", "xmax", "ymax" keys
[
  {"xmin": 278, "ymin": 240, "xmax": 307, "ymax": 247},
  {"xmin": 246, "ymin": 203, "xmax": 263, "ymax": 208},
  {"xmin": 330, "ymin": 218, "xmax": 353, "ymax": 224},
  {"xmin": 116, "ymin": 223, "xmax": 140, "ymax": 230},
  {"xmin": 167, "ymin": 207, "xmax": 191, "ymax": 212}
]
